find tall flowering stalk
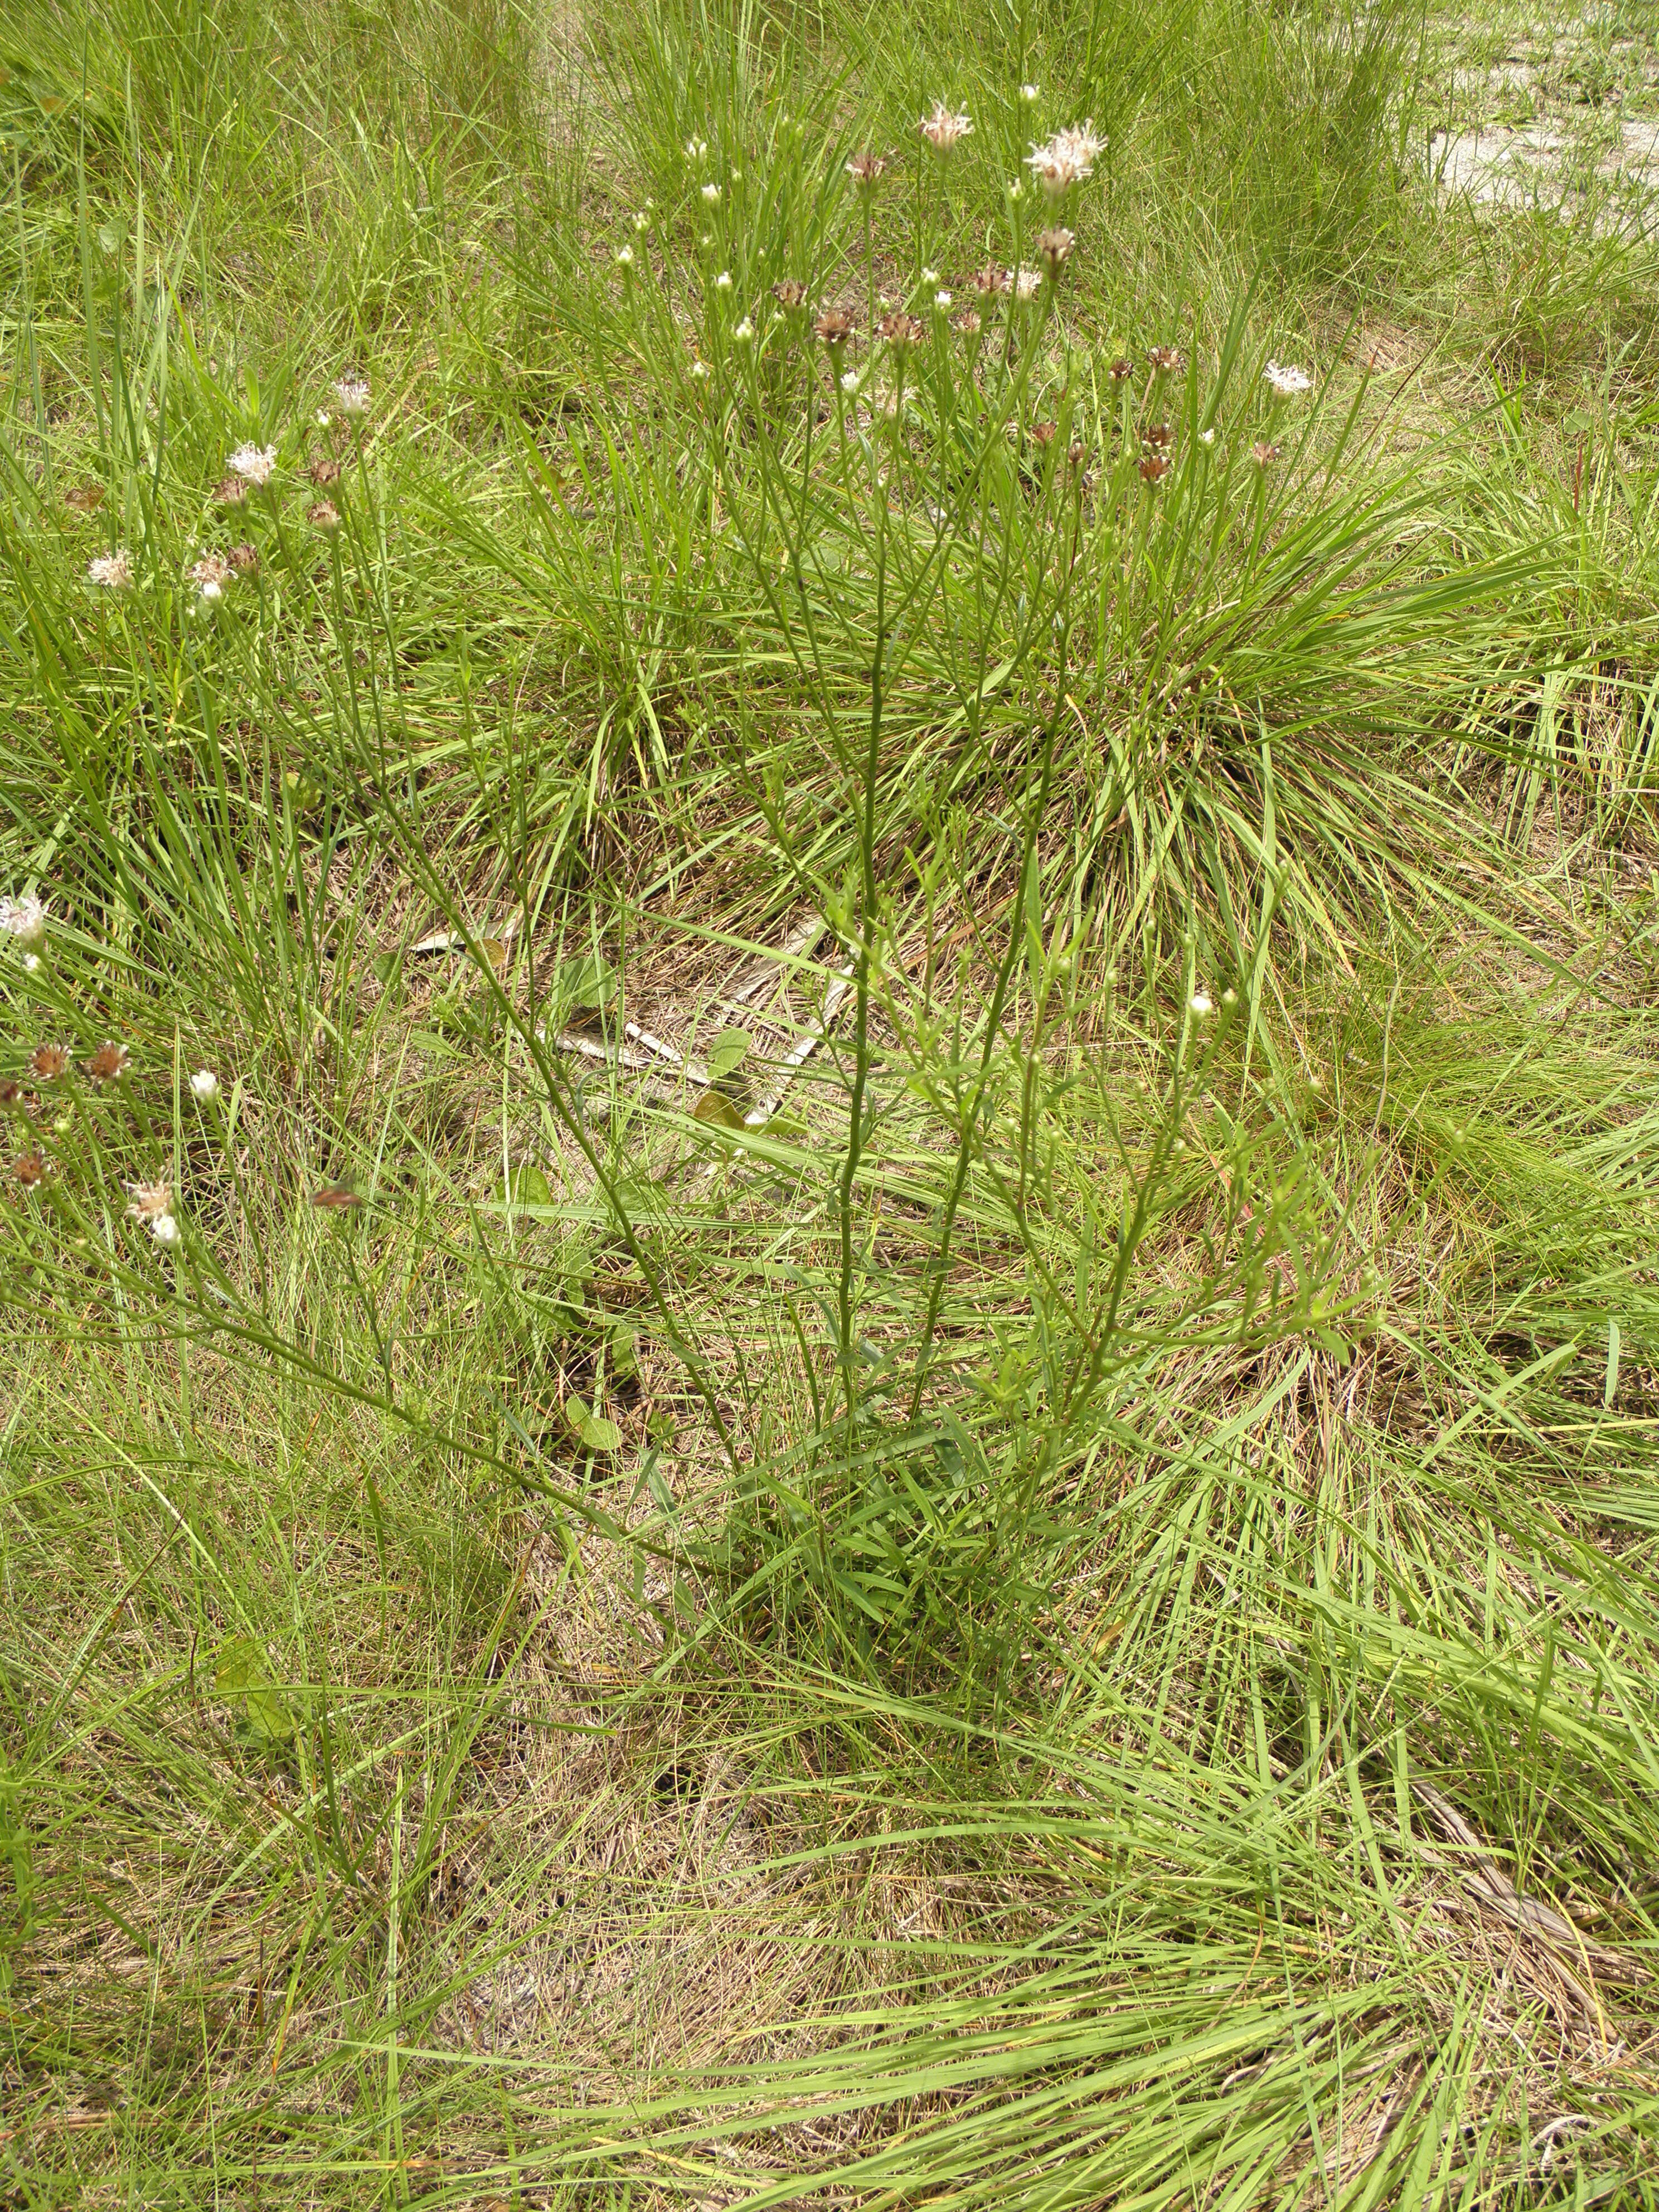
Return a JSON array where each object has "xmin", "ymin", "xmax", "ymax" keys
[{"xmin": 916, "ymin": 99, "xmax": 970, "ymax": 300}]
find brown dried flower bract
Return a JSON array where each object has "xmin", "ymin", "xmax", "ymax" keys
[
  {"xmin": 214, "ymin": 476, "xmax": 250, "ymax": 510},
  {"xmin": 1029, "ymin": 420, "xmax": 1058, "ymax": 449},
  {"xmin": 1251, "ymin": 440, "xmax": 1280, "ymax": 468},
  {"xmin": 309, "ymin": 500, "xmax": 342, "ymax": 535},
  {"xmin": 312, "ymin": 1183, "xmax": 363, "ymax": 1211},
  {"xmin": 310, "ymin": 455, "xmax": 343, "ymax": 488},
  {"xmin": 772, "ymin": 280, "xmax": 809, "ymax": 312},
  {"xmin": 1143, "ymin": 421, "xmax": 1174, "ymax": 450},
  {"xmin": 1035, "ymin": 226, "xmax": 1074, "ymax": 276},
  {"xmin": 845, "ymin": 152, "xmax": 887, "ymax": 190},
  {"xmin": 1138, "ymin": 452, "xmax": 1171, "ymax": 483},
  {"xmin": 1147, "ymin": 346, "xmax": 1185, "ymax": 373},
  {"xmin": 84, "ymin": 1042, "xmax": 130, "ymax": 1083},
  {"xmin": 814, "ymin": 307, "xmax": 856, "ymax": 351},
  {"xmin": 14, "ymin": 1150, "xmax": 46, "ymax": 1189},
  {"xmin": 30, "ymin": 1045, "xmax": 70, "ymax": 1080},
  {"xmin": 64, "ymin": 484, "xmax": 106, "ymax": 514},
  {"xmin": 1108, "ymin": 357, "xmax": 1133, "ymax": 382},
  {"xmin": 227, "ymin": 542, "xmax": 260, "ymax": 576},
  {"xmin": 0, "ymin": 1080, "xmax": 23, "ymax": 1108},
  {"xmin": 972, "ymin": 266, "xmax": 1010, "ymax": 297},
  {"xmin": 877, "ymin": 312, "xmax": 926, "ymax": 350}
]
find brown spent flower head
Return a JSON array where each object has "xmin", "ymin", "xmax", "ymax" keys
[
  {"xmin": 1143, "ymin": 421, "xmax": 1174, "ymax": 450},
  {"xmin": 30, "ymin": 1044, "xmax": 70, "ymax": 1080},
  {"xmin": 954, "ymin": 308, "xmax": 983, "ymax": 338},
  {"xmin": 845, "ymin": 152, "xmax": 887, "ymax": 190},
  {"xmin": 125, "ymin": 1179, "xmax": 173, "ymax": 1223},
  {"xmin": 972, "ymin": 265, "xmax": 1010, "ymax": 297},
  {"xmin": 309, "ymin": 499, "xmax": 342, "ymax": 535},
  {"xmin": 1035, "ymin": 226, "xmax": 1074, "ymax": 276},
  {"xmin": 1029, "ymin": 420, "xmax": 1059, "ymax": 449},
  {"xmin": 312, "ymin": 1182, "xmax": 363, "ymax": 1210},
  {"xmin": 1251, "ymin": 440, "xmax": 1280, "ymax": 468},
  {"xmin": 1147, "ymin": 346, "xmax": 1185, "ymax": 373},
  {"xmin": 1108, "ymin": 357, "xmax": 1133, "ymax": 382},
  {"xmin": 214, "ymin": 476, "xmax": 250, "ymax": 510},
  {"xmin": 877, "ymin": 311, "xmax": 926, "ymax": 350},
  {"xmin": 0, "ymin": 1079, "xmax": 23, "ymax": 1108},
  {"xmin": 15, "ymin": 1149, "xmax": 46, "ymax": 1189},
  {"xmin": 85, "ymin": 1041, "xmax": 130, "ymax": 1083},
  {"xmin": 310, "ymin": 454, "xmax": 343, "ymax": 488},
  {"xmin": 227, "ymin": 541, "xmax": 260, "ymax": 576},
  {"xmin": 1067, "ymin": 440, "xmax": 1088, "ymax": 470},
  {"xmin": 64, "ymin": 484, "xmax": 105, "ymax": 514},
  {"xmin": 919, "ymin": 102, "xmax": 972, "ymax": 153},
  {"xmin": 772, "ymin": 280, "xmax": 809, "ymax": 312},
  {"xmin": 1138, "ymin": 452, "xmax": 1171, "ymax": 483},
  {"xmin": 814, "ymin": 307, "xmax": 856, "ymax": 351}
]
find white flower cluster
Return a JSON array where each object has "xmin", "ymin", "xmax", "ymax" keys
[
  {"xmin": 190, "ymin": 551, "xmax": 235, "ymax": 609},
  {"xmin": 919, "ymin": 103, "xmax": 972, "ymax": 153},
  {"xmin": 227, "ymin": 442, "xmax": 278, "ymax": 487},
  {"xmin": 1264, "ymin": 360, "xmax": 1313, "ymax": 397},
  {"xmin": 1025, "ymin": 121, "xmax": 1105, "ymax": 196},
  {"xmin": 1, "ymin": 894, "xmax": 47, "ymax": 952}
]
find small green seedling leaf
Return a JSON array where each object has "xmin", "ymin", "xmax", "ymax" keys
[
  {"xmin": 706, "ymin": 1027, "xmax": 751, "ymax": 1080},
  {"xmin": 644, "ymin": 1450, "xmax": 676, "ymax": 1513},
  {"xmin": 608, "ymin": 1321, "xmax": 638, "ymax": 1377},
  {"xmin": 214, "ymin": 1637, "xmax": 295, "ymax": 1749},
  {"xmin": 559, "ymin": 952, "xmax": 616, "ymax": 1017},
  {"xmin": 567, "ymin": 1396, "xmax": 620, "ymax": 1452},
  {"xmin": 692, "ymin": 1089, "xmax": 744, "ymax": 1128},
  {"xmin": 516, "ymin": 1162, "xmax": 551, "ymax": 1208}
]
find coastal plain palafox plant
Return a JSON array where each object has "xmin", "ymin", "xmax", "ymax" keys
[{"xmin": 2, "ymin": 0, "xmax": 1658, "ymax": 2204}]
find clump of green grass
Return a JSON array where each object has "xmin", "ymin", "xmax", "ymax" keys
[{"xmin": 2, "ymin": 0, "xmax": 1659, "ymax": 2204}]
